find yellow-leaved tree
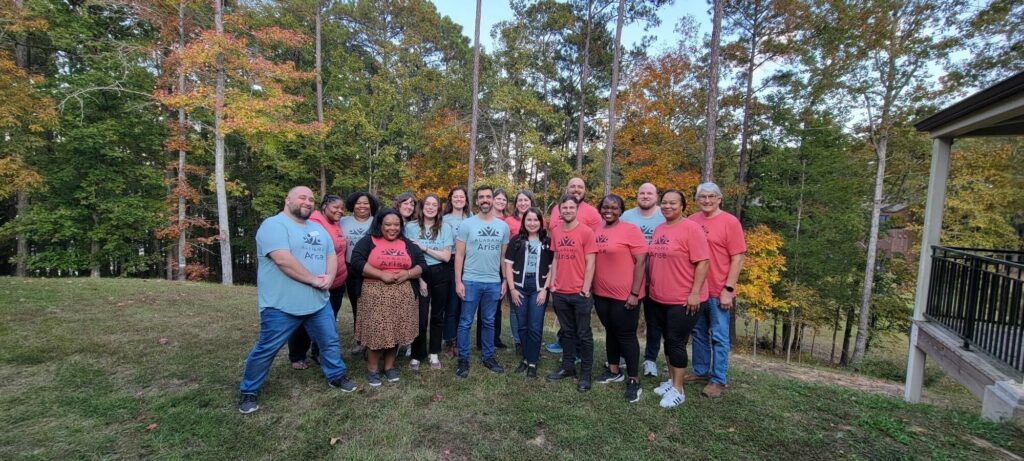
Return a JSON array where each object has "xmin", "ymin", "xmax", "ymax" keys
[{"xmin": 737, "ymin": 224, "xmax": 789, "ymax": 357}]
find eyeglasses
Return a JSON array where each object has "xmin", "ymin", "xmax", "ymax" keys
[{"xmin": 697, "ymin": 195, "xmax": 720, "ymax": 201}]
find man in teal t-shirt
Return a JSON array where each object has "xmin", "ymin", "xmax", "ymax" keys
[
  {"xmin": 238, "ymin": 186, "xmax": 356, "ymax": 414},
  {"xmin": 453, "ymin": 185, "xmax": 510, "ymax": 378}
]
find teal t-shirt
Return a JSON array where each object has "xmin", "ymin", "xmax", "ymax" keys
[
  {"xmin": 456, "ymin": 215, "xmax": 510, "ymax": 283},
  {"xmin": 255, "ymin": 212, "xmax": 334, "ymax": 315},
  {"xmin": 621, "ymin": 207, "xmax": 665, "ymax": 245},
  {"xmin": 524, "ymin": 239, "xmax": 541, "ymax": 274},
  {"xmin": 444, "ymin": 213, "xmax": 468, "ymax": 236},
  {"xmin": 339, "ymin": 216, "xmax": 372, "ymax": 262},
  {"xmin": 403, "ymin": 221, "xmax": 454, "ymax": 266}
]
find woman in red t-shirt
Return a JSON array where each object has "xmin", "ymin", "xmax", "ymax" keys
[
  {"xmin": 350, "ymin": 208, "xmax": 427, "ymax": 387},
  {"xmin": 647, "ymin": 189, "xmax": 710, "ymax": 408},
  {"xmin": 592, "ymin": 194, "xmax": 647, "ymax": 403},
  {"xmin": 288, "ymin": 194, "xmax": 348, "ymax": 370}
]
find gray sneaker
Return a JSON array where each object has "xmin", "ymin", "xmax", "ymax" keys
[
  {"xmin": 384, "ymin": 368, "xmax": 400, "ymax": 383},
  {"xmin": 596, "ymin": 367, "xmax": 624, "ymax": 384},
  {"xmin": 328, "ymin": 375, "xmax": 357, "ymax": 393},
  {"xmin": 238, "ymin": 393, "xmax": 259, "ymax": 414},
  {"xmin": 367, "ymin": 371, "xmax": 382, "ymax": 388},
  {"xmin": 625, "ymin": 379, "xmax": 642, "ymax": 403}
]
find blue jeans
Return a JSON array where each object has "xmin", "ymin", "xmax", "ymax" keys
[
  {"xmin": 458, "ymin": 280, "xmax": 501, "ymax": 361},
  {"xmin": 240, "ymin": 303, "xmax": 348, "ymax": 394},
  {"xmin": 512, "ymin": 281, "xmax": 544, "ymax": 364},
  {"xmin": 509, "ymin": 296, "xmax": 521, "ymax": 345},
  {"xmin": 691, "ymin": 297, "xmax": 730, "ymax": 384}
]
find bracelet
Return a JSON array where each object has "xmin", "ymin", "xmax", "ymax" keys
[{"xmin": 629, "ymin": 292, "xmax": 639, "ymax": 297}]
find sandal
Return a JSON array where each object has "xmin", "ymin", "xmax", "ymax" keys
[{"xmin": 291, "ymin": 361, "xmax": 309, "ymax": 370}]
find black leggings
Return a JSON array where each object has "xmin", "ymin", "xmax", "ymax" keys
[
  {"xmin": 412, "ymin": 264, "xmax": 451, "ymax": 360},
  {"xmin": 594, "ymin": 295, "xmax": 641, "ymax": 377},
  {"xmin": 648, "ymin": 299, "xmax": 703, "ymax": 369}
]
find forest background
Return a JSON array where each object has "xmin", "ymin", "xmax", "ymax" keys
[{"xmin": 1, "ymin": 0, "xmax": 1022, "ymax": 368}]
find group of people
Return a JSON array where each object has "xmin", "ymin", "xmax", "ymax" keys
[{"xmin": 237, "ymin": 177, "xmax": 746, "ymax": 413}]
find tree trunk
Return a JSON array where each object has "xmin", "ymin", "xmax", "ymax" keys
[
  {"xmin": 735, "ymin": 27, "xmax": 757, "ymax": 220},
  {"xmin": 752, "ymin": 319, "xmax": 758, "ymax": 358},
  {"xmin": 785, "ymin": 308, "xmax": 797, "ymax": 363},
  {"xmin": 602, "ymin": 0, "xmax": 625, "ymax": 195},
  {"xmin": 176, "ymin": 0, "xmax": 188, "ymax": 281},
  {"xmin": 575, "ymin": 0, "xmax": 593, "ymax": 172},
  {"xmin": 810, "ymin": 328, "xmax": 817, "ymax": 361},
  {"xmin": 315, "ymin": 2, "xmax": 326, "ymax": 197},
  {"xmin": 467, "ymin": 0, "xmax": 481, "ymax": 191},
  {"xmin": 702, "ymin": 0, "xmax": 724, "ymax": 183},
  {"xmin": 771, "ymin": 313, "xmax": 778, "ymax": 352},
  {"xmin": 830, "ymin": 305, "xmax": 840, "ymax": 364},
  {"xmin": 90, "ymin": 213, "xmax": 101, "ymax": 278},
  {"xmin": 839, "ymin": 306, "xmax": 855, "ymax": 366},
  {"xmin": 213, "ymin": 0, "xmax": 233, "ymax": 285},
  {"xmin": 14, "ymin": 0, "xmax": 29, "ymax": 277},
  {"xmin": 853, "ymin": 130, "xmax": 887, "ymax": 363}
]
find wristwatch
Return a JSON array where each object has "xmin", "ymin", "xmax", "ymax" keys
[{"xmin": 724, "ymin": 285, "xmax": 735, "ymax": 293}]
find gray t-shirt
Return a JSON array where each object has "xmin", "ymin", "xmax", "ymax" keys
[
  {"xmin": 339, "ymin": 216, "xmax": 372, "ymax": 263},
  {"xmin": 456, "ymin": 215, "xmax": 510, "ymax": 283},
  {"xmin": 524, "ymin": 239, "xmax": 541, "ymax": 274},
  {"xmin": 621, "ymin": 207, "xmax": 665, "ymax": 245}
]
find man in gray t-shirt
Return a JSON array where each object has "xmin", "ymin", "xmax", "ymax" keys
[
  {"xmin": 453, "ymin": 186, "xmax": 510, "ymax": 378},
  {"xmin": 619, "ymin": 182, "xmax": 665, "ymax": 378}
]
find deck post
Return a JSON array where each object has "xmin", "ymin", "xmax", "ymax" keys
[{"xmin": 905, "ymin": 137, "xmax": 951, "ymax": 403}]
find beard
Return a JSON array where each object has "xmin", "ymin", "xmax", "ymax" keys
[
  {"xmin": 478, "ymin": 203, "xmax": 492, "ymax": 214},
  {"xmin": 288, "ymin": 203, "xmax": 312, "ymax": 219}
]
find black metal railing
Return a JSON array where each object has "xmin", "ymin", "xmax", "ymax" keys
[{"xmin": 925, "ymin": 246, "xmax": 1024, "ymax": 374}]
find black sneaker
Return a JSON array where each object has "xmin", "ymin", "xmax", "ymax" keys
[
  {"xmin": 482, "ymin": 358, "xmax": 505, "ymax": 374},
  {"xmin": 513, "ymin": 361, "xmax": 529, "ymax": 374},
  {"xmin": 596, "ymin": 367, "xmax": 624, "ymax": 384},
  {"xmin": 238, "ymin": 393, "xmax": 259, "ymax": 414},
  {"xmin": 526, "ymin": 364, "xmax": 538, "ymax": 379},
  {"xmin": 455, "ymin": 360, "xmax": 470, "ymax": 379},
  {"xmin": 624, "ymin": 379, "xmax": 642, "ymax": 403},
  {"xmin": 577, "ymin": 375, "xmax": 592, "ymax": 393},
  {"xmin": 546, "ymin": 368, "xmax": 576, "ymax": 381},
  {"xmin": 384, "ymin": 368, "xmax": 400, "ymax": 383},
  {"xmin": 328, "ymin": 375, "xmax": 358, "ymax": 392}
]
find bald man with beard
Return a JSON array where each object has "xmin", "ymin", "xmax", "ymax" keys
[
  {"xmin": 238, "ymin": 186, "xmax": 357, "ymax": 414},
  {"xmin": 549, "ymin": 177, "xmax": 602, "ymax": 231}
]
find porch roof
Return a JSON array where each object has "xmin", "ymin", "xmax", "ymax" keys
[{"xmin": 914, "ymin": 71, "xmax": 1024, "ymax": 138}]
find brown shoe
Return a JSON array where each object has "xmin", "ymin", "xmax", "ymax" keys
[
  {"xmin": 682, "ymin": 372, "xmax": 709, "ymax": 384},
  {"xmin": 702, "ymin": 382, "xmax": 725, "ymax": 398},
  {"xmin": 443, "ymin": 341, "xmax": 455, "ymax": 358}
]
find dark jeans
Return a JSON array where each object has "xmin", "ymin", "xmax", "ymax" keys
[
  {"xmin": 512, "ymin": 280, "xmax": 544, "ymax": 364},
  {"xmin": 412, "ymin": 264, "xmax": 451, "ymax": 360},
  {"xmin": 642, "ymin": 296, "xmax": 662, "ymax": 362},
  {"xmin": 552, "ymin": 292, "xmax": 594, "ymax": 377},
  {"xmin": 594, "ymin": 295, "xmax": 641, "ymax": 377},
  {"xmin": 648, "ymin": 299, "xmax": 703, "ymax": 368},
  {"xmin": 443, "ymin": 264, "xmax": 460, "ymax": 342},
  {"xmin": 288, "ymin": 285, "xmax": 345, "ymax": 362}
]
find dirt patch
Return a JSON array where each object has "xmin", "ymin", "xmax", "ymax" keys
[{"xmin": 733, "ymin": 355, "xmax": 905, "ymax": 398}]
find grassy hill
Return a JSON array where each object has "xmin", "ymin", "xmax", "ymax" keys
[{"xmin": 0, "ymin": 277, "xmax": 1021, "ymax": 460}]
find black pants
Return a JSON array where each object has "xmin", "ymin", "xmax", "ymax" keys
[
  {"xmin": 288, "ymin": 285, "xmax": 346, "ymax": 362},
  {"xmin": 648, "ymin": 299, "xmax": 703, "ymax": 369},
  {"xmin": 594, "ymin": 295, "xmax": 641, "ymax": 377},
  {"xmin": 552, "ymin": 292, "xmax": 594, "ymax": 377},
  {"xmin": 345, "ymin": 263, "xmax": 361, "ymax": 332},
  {"xmin": 642, "ymin": 296, "xmax": 663, "ymax": 361},
  {"xmin": 412, "ymin": 264, "xmax": 451, "ymax": 360}
]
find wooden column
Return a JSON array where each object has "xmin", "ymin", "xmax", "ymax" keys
[{"xmin": 904, "ymin": 137, "xmax": 952, "ymax": 403}]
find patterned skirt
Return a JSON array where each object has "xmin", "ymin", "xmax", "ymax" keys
[{"xmin": 355, "ymin": 279, "xmax": 418, "ymax": 350}]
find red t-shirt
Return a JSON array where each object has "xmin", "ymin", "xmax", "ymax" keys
[
  {"xmin": 549, "ymin": 201, "xmax": 602, "ymax": 231},
  {"xmin": 505, "ymin": 215, "xmax": 522, "ymax": 238},
  {"xmin": 309, "ymin": 210, "xmax": 348, "ymax": 289},
  {"xmin": 688, "ymin": 211, "xmax": 746, "ymax": 297},
  {"xmin": 593, "ymin": 221, "xmax": 648, "ymax": 301},
  {"xmin": 367, "ymin": 236, "xmax": 412, "ymax": 278},
  {"xmin": 647, "ymin": 219, "xmax": 711, "ymax": 305},
  {"xmin": 550, "ymin": 223, "xmax": 597, "ymax": 294}
]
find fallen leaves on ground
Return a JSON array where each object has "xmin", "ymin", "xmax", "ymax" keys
[{"xmin": 144, "ymin": 423, "xmax": 158, "ymax": 432}]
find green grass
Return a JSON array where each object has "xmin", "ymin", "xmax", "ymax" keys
[{"xmin": 1, "ymin": 277, "xmax": 1021, "ymax": 460}]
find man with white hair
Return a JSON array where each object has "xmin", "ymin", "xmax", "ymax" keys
[
  {"xmin": 238, "ymin": 186, "xmax": 357, "ymax": 414},
  {"xmin": 686, "ymin": 182, "xmax": 746, "ymax": 398},
  {"xmin": 621, "ymin": 182, "xmax": 666, "ymax": 377}
]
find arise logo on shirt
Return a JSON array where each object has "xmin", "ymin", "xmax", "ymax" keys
[
  {"xmin": 640, "ymin": 225, "xmax": 656, "ymax": 238},
  {"xmin": 304, "ymin": 231, "xmax": 323, "ymax": 247},
  {"xmin": 596, "ymin": 234, "xmax": 609, "ymax": 244},
  {"xmin": 699, "ymin": 224, "xmax": 710, "ymax": 235},
  {"xmin": 652, "ymin": 235, "xmax": 670, "ymax": 246},
  {"xmin": 382, "ymin": 248, "xmax": 406, "ymax": 257},
  {"xmin": 558, "ymin": 236, "xmax": 576, "ymax": 248},
  {"xmin": 477, "ymin": 227, "xmax": 502, "ymax": 237},
  {"xmin": 351, "ymin": 227, "xmax": 367, "ymax": 236}
]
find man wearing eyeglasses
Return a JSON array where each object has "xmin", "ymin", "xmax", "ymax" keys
[{"xmin": 685, "ymin": 182, "xmax": 746, "ymax": 398}]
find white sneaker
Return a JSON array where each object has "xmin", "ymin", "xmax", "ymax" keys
[
  {"xmin": 653, "ymin": 379, "xmax": 673, "ymax": 396},
  {"xmin": 659, "ymin": 387, "xmax": 685, "ymax": 408},
  {"xmin": 643, "ymin": 360, "xmax": 659, "ymax": 377}
]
